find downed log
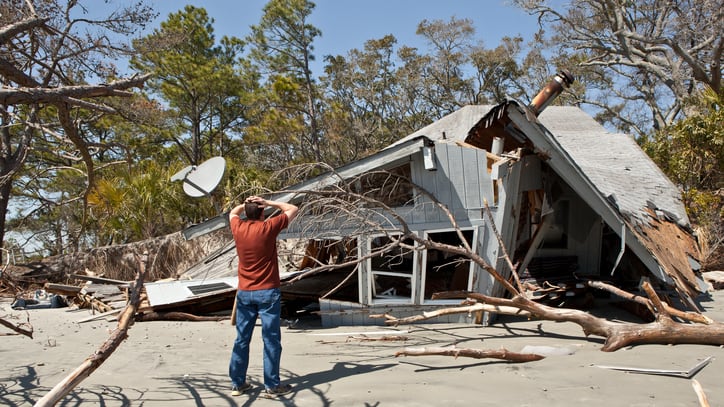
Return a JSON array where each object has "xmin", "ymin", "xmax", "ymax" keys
[
  {"xmin": 134, "ymin": 312, "xmax": 227, "ymax": 322},
  {"xmin": 34, "ymin": 253, "xmax": 149, "ymax": 407},
  {"xmin": 395, "ymin": 346, "xmax": 544, "ymax": 362}
]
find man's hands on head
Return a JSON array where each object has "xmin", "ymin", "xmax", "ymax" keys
[{"xmin": 245, "ymin": 196, "xmax": 266, "ymax": 206}]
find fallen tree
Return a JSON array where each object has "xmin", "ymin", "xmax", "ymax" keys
[{"xmin": 391, "ymin": 280, "xmax": 724, "ymax": 352}]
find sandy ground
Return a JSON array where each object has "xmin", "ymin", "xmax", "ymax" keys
[{"xmin": 1, "ymin": 291, "xmax": 723, "ymax": 407}]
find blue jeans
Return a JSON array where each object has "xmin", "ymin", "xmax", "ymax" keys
[{"xmin": 229, "ymin": 288, "xmax": 283, "ymax": 389}]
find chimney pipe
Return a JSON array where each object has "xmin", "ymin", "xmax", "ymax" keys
[{"xmin": 528, "ymin": 70, "xmax": 575, "ymax": 116}]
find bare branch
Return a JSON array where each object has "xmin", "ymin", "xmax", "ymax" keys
[
  {"xmin": 395, "ymin": 346, "xmax": 545, "ymax": 362},
  {"xmin": 0, "ymin": 74, "xmax": 150, "ymax": 105}
]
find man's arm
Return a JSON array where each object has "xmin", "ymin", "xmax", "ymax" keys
[
  {"xmin": 264, "ymin": 199, "xmax": 299, "ymax": 222},
  {"xmin": 229, "ymin": 202, "xmax": 245, "ymax": 221}
]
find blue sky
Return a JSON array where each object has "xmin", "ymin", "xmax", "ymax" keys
[{"xmin": 147, "ymin": 0, "xmax": 541, "ymax": 73}]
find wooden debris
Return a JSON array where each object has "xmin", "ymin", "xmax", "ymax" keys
[
  {"xmin": 395, "ymin": 346, "xmax": 545, "ymax": 362},
  {"xmin": 44, "ymin": 283, "xmax": 81, "ymax": 297},
  {"xmin": 34, "ymin": 253, "xmax": 149, "ymax": 407},
  {"xmin": 75, "ymin": 293, "xmax": 114, "ymax": 314},
  {"xmin": 70, "ymin": 274, "xmax": 129, "ymax": 286}
]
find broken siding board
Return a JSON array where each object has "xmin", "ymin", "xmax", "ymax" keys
[
  {"xmin": 491, "ymin": 158, "xmax": 523, "ymax": 300},
  {"xmin": 475, "ymin": 224, "xmax": 497, "ymax": 296}
]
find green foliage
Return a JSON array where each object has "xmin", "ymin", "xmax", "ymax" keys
[
  {"xmin": 131, "ymin": 5, "xmax": 255, "ymax": 165},
  {"xmin": 87, "ymin": 160, "xmax": 215, "ymax": 244},
  {"xmin": 246, "ymin": 0, "xmax": 324, "ymax": 163},
  {"xmin": 641, "ymin": 87, "xmax": 723, "ymax": 258}
]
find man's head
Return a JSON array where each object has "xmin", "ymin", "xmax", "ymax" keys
[{"xmin": 244, "ymin": 202, "xmax": 264, "ymax": 220}]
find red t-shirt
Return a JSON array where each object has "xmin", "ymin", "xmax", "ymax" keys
[{"xmin": 230, "ymin": 213, "xmax": 289, "ymax": 290}]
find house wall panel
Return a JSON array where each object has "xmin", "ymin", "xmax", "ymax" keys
[{"xmin": 410, "ymin": 143, "xmax": 495, "ymax": 225}]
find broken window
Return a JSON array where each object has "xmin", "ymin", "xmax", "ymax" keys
[
  {"xmin": 422, "ymin": 229, "xmax": 475, "ymax": 302},
  {"xmin": 368, "ymin": 234, "xmax": 415, "ymax": 304}
]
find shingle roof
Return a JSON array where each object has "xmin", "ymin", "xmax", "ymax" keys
[{"xmin": 537, "ymin": 106, "xmax": 690, "ymax": 228}]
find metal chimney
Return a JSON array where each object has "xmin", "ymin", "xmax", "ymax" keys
[{"xmin": 528, "ymin": 70, "xmax": 575, "ymax": 116}]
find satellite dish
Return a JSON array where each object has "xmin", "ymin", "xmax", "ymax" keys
[{"xmin": 170, "ymin": 156, "xmax": 226, "ymax": 198}]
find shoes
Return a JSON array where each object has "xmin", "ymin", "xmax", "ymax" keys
[
  {"xmin": 265, "ymin": 384, "xmax": 293, "ymax": 397},
  {"xmin": 231, "ymin": 383, "xmax": 253, "ymax": 396}
]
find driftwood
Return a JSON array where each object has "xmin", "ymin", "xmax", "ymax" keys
[
  {"xmin": 395, "ymin": 346, "xmax": 545, "ymax": 362},
  {"xmin": 134, "ymin": 311, "xmax": 227, "ymax": 322},
  {"xmin": 33, "ymin": 253, "xmax": 149, "ymax": 407},
  {"xmin": 347, "ymin": 335, "xmax": 408, "ymax": 342},
  {"xmin": 0, "ymin": 315, "xmax": 33, "ymax": 338}
]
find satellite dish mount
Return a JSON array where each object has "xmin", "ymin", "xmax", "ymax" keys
[{"xmin": 170, "ymin": 156, "xmax": 226, "ymax": 199}]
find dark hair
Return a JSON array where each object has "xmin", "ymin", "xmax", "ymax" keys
[{"xmin": 244, "ymin": 202, "xmax": 264, "ymax": 220}]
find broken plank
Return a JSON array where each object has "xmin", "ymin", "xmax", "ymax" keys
[
  {"xmin": 71, "ymin": 274, "xmax": 129, "ymax": 286},
  {"xmin": 77, "ymin": 308, "xmax": 122, "ymax": 323}
]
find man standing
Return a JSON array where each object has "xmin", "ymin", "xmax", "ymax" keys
[{"xmin": 228, "ymin": 195, "xmax": 298, "ymax": 397}]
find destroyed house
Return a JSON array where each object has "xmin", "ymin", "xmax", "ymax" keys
[{"xmin": 177, "ymin": 73, "xmax": 704, "ymax": 327}]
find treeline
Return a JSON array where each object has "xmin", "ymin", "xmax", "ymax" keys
[{"xmin": 1, "ymin": 0, "xmax": 721, "ymax": 265}]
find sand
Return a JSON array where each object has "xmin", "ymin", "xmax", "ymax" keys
[{"xmin": 1, "ymin": 291, "xmax": 723, "ymax": 407}]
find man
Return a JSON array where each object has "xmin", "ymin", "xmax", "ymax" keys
[{"xmin": 228, "ymin": 195, "xmax": 298, "ymax": 397}]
